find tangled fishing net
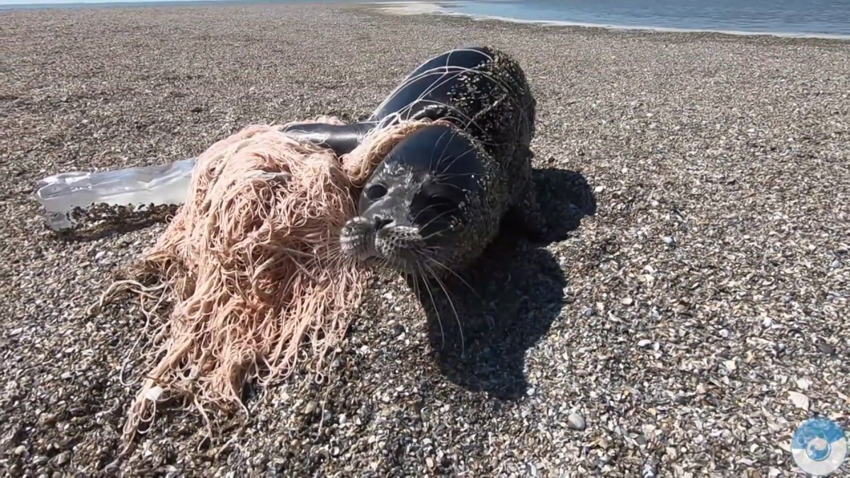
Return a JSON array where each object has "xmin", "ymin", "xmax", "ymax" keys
[{"xmin": 101, "ymin": 116, "xmax": 446, "ymax": 443}]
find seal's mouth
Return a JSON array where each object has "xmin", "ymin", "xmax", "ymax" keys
[
  {"xmin": 339, "ymin": 218, "xmax": 377, "ymax": 262},
  {"xmin": 339, "ymin": 216, "xmax": 427, "ymax": 274}
]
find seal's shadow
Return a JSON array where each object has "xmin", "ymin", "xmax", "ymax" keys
[{"xmin": 406, "ymin": 167, "xmax": 596, "ymax": 400}]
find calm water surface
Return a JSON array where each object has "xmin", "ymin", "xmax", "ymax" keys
[{"xmin": 440, "ymin": 0, "xmax": 850, "ymax": 37}]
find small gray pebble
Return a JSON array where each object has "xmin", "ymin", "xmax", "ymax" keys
[
  {"xmin": 52, "ymin": 452, "xmax": 69, "ymax": 466},
  {"xmin": 568, "ymin": 412, "xmax": 586, "ymax": 430}
]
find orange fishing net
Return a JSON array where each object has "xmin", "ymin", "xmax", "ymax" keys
[{"xmin": 101, "ymin": 117, "xmax": 446, "ymax": 443}]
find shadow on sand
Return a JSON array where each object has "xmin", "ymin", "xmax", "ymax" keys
[{"xmin": 405, "ymin": 167, "xmax": 597, "ymax": 400}]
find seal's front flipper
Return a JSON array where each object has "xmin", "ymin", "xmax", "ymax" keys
[
  {"xmin": 282, "ymin": 122, "xmax": 375, "ymax": 156},
  {"xmin": 503, "ymin": 186, "xmax": 548, "ymax": 241}
]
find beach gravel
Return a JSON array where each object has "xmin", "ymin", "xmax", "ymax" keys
[{"xmin": 1, "ymin": 4, "xmax": 849, "ymax": 477}]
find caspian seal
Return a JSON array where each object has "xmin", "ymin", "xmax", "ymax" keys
[
  {"xmin": 281, "ymin": 46, "xmax": 537, "ymax": 160},
  {"xmin": 337, "ymin": 46, "xmax": 546, "ymax": 277}
]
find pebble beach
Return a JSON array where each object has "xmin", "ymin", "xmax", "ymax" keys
[{"xmin": 1, "ymin": 3, "xmax": 849, "ymax": 477}]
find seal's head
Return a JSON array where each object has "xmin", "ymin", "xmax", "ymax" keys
[{"xmin": 340, "ymin": 124, "xmax": 494, "ymax": 275}]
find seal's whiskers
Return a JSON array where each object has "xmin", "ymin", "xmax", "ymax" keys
[
  {"xmin": 423, "ymin": 261, "xmax": 465, "ymax": 356},
  {"xmin": 424, "ymin": 255, "xmax": 480, "ymax": 301},
  {"xmin": 416, "ymin": 262, "xmax": 446, "ymax": 350}
]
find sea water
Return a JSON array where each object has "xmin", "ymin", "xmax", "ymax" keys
[{"xmin": 434, "ymin": 0, "xmax": 850, "ymax": 38}]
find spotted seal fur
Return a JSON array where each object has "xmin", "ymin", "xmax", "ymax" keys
[
  {"xmin": 282, "ymin": 46, "xmax": 536, "ymax": 160},
  {"xmin": 338, "ymin": 46, "xmax": 546, "ymax": 276}
]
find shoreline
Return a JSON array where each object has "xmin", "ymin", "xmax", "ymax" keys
[
  {"xmin": 2, "ymin": 0, "xmax": 849, "ymax": 42},
  {"xmin": 356, "ymin": 2, "xmax": 850, "ymax": 48},
  {"xmin": 369, "ymin": 0, "xmax": 850, "ymax": 41}
]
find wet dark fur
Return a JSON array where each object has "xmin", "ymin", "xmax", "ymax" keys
[{"xmin": 339, "ymin": 46, "xmax": 545, "ymax": 276}]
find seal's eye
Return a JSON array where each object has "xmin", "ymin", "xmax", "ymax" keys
[{"xmin": 365, "ymin": 183, "xmax": 388, "ymax": 201}]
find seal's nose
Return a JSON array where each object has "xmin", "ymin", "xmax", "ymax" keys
[{"xmin": 373, "ymin": 216, "xmax": 393, "ymax": 231}]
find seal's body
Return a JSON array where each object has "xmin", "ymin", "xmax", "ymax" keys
[
  {"xmin": 282, "ymin": 46, "xmax": 536, "ymax": 161},
  {"xmin": 337, "ymin": 46, "xmax": 546, "ymax": 276}
]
